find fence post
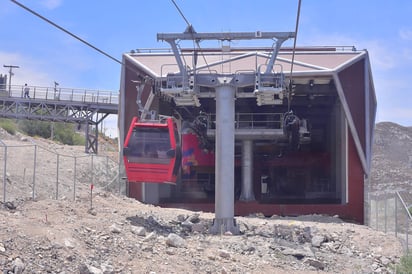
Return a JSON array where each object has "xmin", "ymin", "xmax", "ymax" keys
[
  {"xmin": 407, "ymin": 219, "xmax": 409, "ymax": 253},
  {"xmin": 395, "ymin": 195, "xmax": 398, "ymax": 238},
  {"xmin": 397, "ymin": 192, "xmax": 412, "ymax": 252},
  {"xmin": 73, "ymin": 157, "xmax": 77, "ymax": 201},
  {"xmin": 384, "ymin": 197, "xmax": 387, "ymax": 233},
  {"xmin": 91, "ymin": 155, "xmax": 94, "ymax": 185},
  {"xmin": 56, "ymin": 154, "xmax": 59, "ymax": 199},
  {"xmin": 105, "ymin": 156, "xmax": 109, "ymax": 190},
  {"xmin": 375, "ymin": 197, "xmax": 379, "ymax": 230},
  {"xmin": 32, "ymin": 145, "xmax": 37, "ymax": 200},
  {"xmin": 2, "ymin": 145, "xmax": 7, "ymax": 202}
]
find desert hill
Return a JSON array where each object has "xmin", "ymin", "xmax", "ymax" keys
[{"xmin": 370, "ymin": 122, "xmax": 412, "ymax": 199}]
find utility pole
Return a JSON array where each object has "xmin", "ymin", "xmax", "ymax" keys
[{"xmin": 3, "ymin": 65, "xmax": 19, "ymax": 95}]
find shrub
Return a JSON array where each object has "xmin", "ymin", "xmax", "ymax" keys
[
  {"xmin": 72, "ymin": 133, "xmax": 85, "ymax": 146},
  {"xmin": 0, "ymin": 119, "xmax": 17, "ymax": 135},
  {"xmin": 18, "ymin": 120, "xmax": 50, "ymax": 138},
  {"xmin": 18, "ymin": 120, "xmax": 85, "ymax": 146},
  {"xmin": 396, "ymin": 254, "xmax": 412, "ymax": 273}
]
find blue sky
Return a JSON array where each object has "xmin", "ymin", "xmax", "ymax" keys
[{"xmin": 1, "ymin": 0, "xmax": 412, "ymax": 137}]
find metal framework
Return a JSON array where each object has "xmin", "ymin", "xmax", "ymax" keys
[
  {"xmin": 157, "ymin": 30, "xmax": 295, "ymax": 234},
  {"xmin": 0, "ymin": 85, "xmax": 118, "ymax": 153}
]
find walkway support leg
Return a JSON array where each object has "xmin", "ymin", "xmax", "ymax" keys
[
  {"xmin": 240, "ymin": 139, "xmax": 255, "ymax": 201},
  {"xmin": 210, "ymin": 84, "xmax": 239, "ymax": 235}
]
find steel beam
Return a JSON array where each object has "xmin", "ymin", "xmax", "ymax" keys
[
  {"xmin": 157, "ymin": 31, "xmax": 295, "ymax": 42},
  {"xmin": 0, "ymin": 96, "xmax": 116, "ymax": 154}
]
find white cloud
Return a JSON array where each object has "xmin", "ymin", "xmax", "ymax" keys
[
  {"xmin": 1, "ymin": 50, "xmax": 120, "ymax": 137},
  {"xmin": 399, "ymin": 29, "xmax": 412, "ymax": 41},
  {"xmin": 40, "ymin": 0, "xmax": 63, "ymax": 10},
  {"xmin": 301, "ymin": 32, "xmax": 412, "ymax": 127},
  {"xmin": 376, "ymin": 106, "xmax": 412, "ymax": 127},
  {"xmin": 301, "ymin": 32, "xmax": 356, "ymax": 48},
  {"xmin": 402, "ymin": 48, "xmax": 412, "ymax": 62},
  {"xmin": 102, "ymin": 114, "xmax": 119, "ymax": 138},
  {"xmin": 0, "ymin": 51, "xmax": 57, "ymax": 87},
  {"xmin": 361, "ymin": 40, "xmax": 397, "ymax": 71},
  {"xmin": 300, "ymin": 32, "xmax": 398, "ymax": 71}
]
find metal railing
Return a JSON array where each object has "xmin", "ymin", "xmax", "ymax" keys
[
  {"xmin": 0, "ymin": 84, "xmax": 118, "ymax": 105},
  {"xmin": 207, "ymin": 112, "xmax": 284, "ymax": 129},
  {"xmin": 0, "ymin": 140, "xmax": 121, "ymax": 202},
  {"xmin": 369, "ymin": 191, "xmax": 412, "ymax": 253},
  {"xmin": 256, "ymin": 63, "xmax": 285, "ymax": 91}
]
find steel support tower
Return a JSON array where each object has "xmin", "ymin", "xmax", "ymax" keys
[{"xmin": 157, "ymin": 30, "xmax": 295, "ymax": 234}]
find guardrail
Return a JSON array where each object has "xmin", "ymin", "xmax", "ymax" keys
[{"xmin": 0, "ymin": 84, "xmax": 119, "ymax": 105}]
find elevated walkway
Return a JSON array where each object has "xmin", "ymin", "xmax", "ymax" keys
[{"xmin": 0, "ymin": 85, "xmax": 118, "ymax": 153}]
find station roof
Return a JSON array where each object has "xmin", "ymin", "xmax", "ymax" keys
[
  {"xmin": 124, "ymin": 46, "xmax": 366, "ymax": 79},
  {"xmin": 122, "ymin": 45, "xmax": 376, "ymax": 176}
]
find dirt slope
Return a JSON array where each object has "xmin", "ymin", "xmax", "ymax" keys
[{"xmin": 0, "ymin": 191, "xmax": 403, "ymax": 273}]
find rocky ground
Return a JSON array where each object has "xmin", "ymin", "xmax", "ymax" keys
[
  {"xmin": 0, "ymin": 122, "xmax": 410, "ymax": 273},
  {"xmin": 0, "ymin": 192, "xmax": 403, "ymax": 274}
]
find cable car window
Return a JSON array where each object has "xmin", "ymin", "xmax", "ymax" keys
[{"xmin": 126, "ymin": 127, "xmax": 172, "ymax": 164}]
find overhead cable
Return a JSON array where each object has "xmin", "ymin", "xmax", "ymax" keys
[
  {"xmin": 170, "ymin": 0, "xmax": 211, "ymax": 73},
  {"xmin": 10, "ymin": 0, "xmax": 123, "ymax": 66},
  {"xmin": 171, "ymin": 0, "xmax": 191, "ymax": 28},
  {"xmin": 288, "ymin": 0, "xmax": 302, "ymax": 111}
]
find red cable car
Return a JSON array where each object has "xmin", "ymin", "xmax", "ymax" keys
[{"xmin": 123, "ymin": 116, "xmax": 181, "ymax": 184}]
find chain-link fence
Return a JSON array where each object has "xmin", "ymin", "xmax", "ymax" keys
[
  {"xmin": 369, "ymin": 192, "xmax": 412, "ymax": 253},
  {"xmin": 0, "ymin": 141, "xmax": 121, "ymax": 203}
]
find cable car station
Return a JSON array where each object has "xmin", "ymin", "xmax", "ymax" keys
[{"xmin": 120, "ymin": 29, "xmax": 376, "ymax": 233}]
